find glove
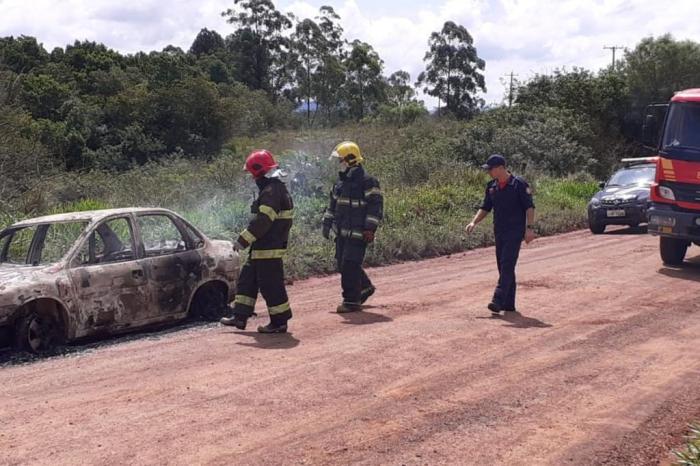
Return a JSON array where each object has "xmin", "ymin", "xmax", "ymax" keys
[
  {"xmin": 322, "ymin": 225, "xmax": 331, "ymax": 240},
  {"xmin": 233, "ymin": 241, "xmax": 243, "ymax": 252},
  {"xmin": 362, "ymin": 230, "xmax": 375, "ymax": 243}
]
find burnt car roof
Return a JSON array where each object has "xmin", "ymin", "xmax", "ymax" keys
[{"xmin": 11, "ymin": 208, "xmax": 180, "ymax": 228}]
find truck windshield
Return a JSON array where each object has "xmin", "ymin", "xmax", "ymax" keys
[{"xmin": 662, "ymin": 102, "xmax": 700, "ymax": 160}]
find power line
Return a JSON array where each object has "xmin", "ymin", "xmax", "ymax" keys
[{"xmin": 604, "ymin": 45, "xmax": 625, "ymax": 71}]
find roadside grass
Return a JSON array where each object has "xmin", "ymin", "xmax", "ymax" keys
[
  {"xmin": 0, "ymin": 124, "xmax": 599, "ymax": 280},
  {"xmin": 676, "ymin": 424, "xmax": 700, "ymax": 466}
]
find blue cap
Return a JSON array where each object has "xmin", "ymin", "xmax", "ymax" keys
[{"xmin": 482, "ymin": 154, "xmax": 506, "ymax": 170}]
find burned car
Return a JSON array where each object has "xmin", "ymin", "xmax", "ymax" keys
[
  {"xmin": 0, "ymin": 208, "xmax": 239, "ymax": 353},
  {"xmin": 587, "ymin": 159, "xmax": 656, "ymax": 234}
]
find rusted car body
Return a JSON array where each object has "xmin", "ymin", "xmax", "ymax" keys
[{"xmin": 0, "ymin": 208, "xmax": 238, "ymax": 352}]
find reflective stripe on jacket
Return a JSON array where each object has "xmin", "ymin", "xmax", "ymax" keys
[
  {"xmin": 237, "ymin": 177, "xmax": 294, "ymax": 258},
  {"xmin": 323, "ymin": 165, "xmax": 383, "ymax": 238}
]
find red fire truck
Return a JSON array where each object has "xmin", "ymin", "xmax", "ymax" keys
[{"xmin": 646, "ymin": 89, "xmax": 700, "ymax": 265}]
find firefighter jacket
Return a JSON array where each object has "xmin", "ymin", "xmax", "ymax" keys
[
  {"xmin": 323, "ymin": 165, "xmax": 383, "ymax": 241},
  {"xmin": 237, "ymin": 177, "xmax": 294, "ymax": 260}
]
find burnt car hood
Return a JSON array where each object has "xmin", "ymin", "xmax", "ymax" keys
[{"xmin": 591, "ymin": 184, "xmax": 651, "ymax": 203}]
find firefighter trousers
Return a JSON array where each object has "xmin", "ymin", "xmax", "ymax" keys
[
  {"xmin": 231, "ymin": 257, "xmax": 292, "ymax": 325},
  {"xmin": 492, "ymin": 232, "xmax": 523, "ymax": 310},
  {"xmin": 335, "ymin": 237, "xmax": 373, "ymax": 305}
]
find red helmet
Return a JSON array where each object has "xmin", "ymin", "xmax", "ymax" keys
[{"xmin": 244, "ymin": 150, "xmax": 278, "ymax": 179}]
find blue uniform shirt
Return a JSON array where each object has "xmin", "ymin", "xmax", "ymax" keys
[{"xmin": 481, "ymin": 175, "xmax": 535, "ymax": 237}]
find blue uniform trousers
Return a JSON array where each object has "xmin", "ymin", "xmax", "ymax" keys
[{"xmin": 492, "ymin": 231, "xmax": 523, "ymax": 310}]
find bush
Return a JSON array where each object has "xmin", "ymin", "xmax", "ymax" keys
[
  {"xmin": 676, "ymin": 424, "xmax": 700, "ymax": 466},
  {"xmin": 0, "ymin": 121, "xmax": 604, "ymax": 280}
]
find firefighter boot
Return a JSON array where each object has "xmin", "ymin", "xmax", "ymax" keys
[
  {"xmin": 220, "ymin": 315, "xmax": 248, "ymax": 330},
  {"xmin": 257, "ymin": 314, "xmax": 288, "ymax": 333},
  {"xmin": 257, "ymin": 323, "xmax": 288, "ymax": 333}
]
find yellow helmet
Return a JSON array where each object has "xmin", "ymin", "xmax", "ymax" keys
[{"xmin": 330, "ymin": 141, "xmax": 364, "ymax": 166}]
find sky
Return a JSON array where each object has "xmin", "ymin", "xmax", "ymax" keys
[{"xmin": 1, "ymin": 0, "xmax": 699, "ymax": 107}]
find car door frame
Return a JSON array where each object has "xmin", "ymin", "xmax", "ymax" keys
[
  {"xmin": 66, "ymin": 214, "xmax": 152, "ymax": 338},
  {"xmin": 131, "ymin": 211, "xmax": 204, "ymax": 319}
]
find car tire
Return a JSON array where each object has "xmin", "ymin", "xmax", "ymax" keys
[
  {"xmin": 660, "ymin": 237, "xmax": 688, "ymax": 266},
  {"xmin": 15, "ymin": 311, "xmax": 63, "ymax": 354},
  {"xmin": 589, "ymin": 221, "xmax": 605, "ymax": 235},
  {"xmin": 189, "ymin": 284, "xmax": 229, "ymax": 321}
]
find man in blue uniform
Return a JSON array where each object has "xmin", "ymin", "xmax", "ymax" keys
[{"xmin": 466, "ymin": 154, "xmax": 536, "ymax": 316}]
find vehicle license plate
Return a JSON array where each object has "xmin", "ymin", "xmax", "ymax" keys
[{"xmin": 606, "ymin": 209, "xmax": 626, "ymax": 218}]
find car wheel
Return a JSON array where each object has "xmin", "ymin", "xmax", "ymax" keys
[
  {"xmin": 15, "ymin": 311, "xmax": 63, "ymax": 353},
  {"xmin": 190, "ymin": 284, "xmax": 229, "ymax": 321},
  {"xmin": 589, "ymin": 221, "xmax": 605, "ymax": 234},
  {"xmin": 660, "ymin": 237, "xmax": 688, "ymax": 266}
]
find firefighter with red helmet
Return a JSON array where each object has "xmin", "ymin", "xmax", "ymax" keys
[
  {"xmin": 220, "ymin": 150, "xmax": 294, "ymax": 333},
  {"xmin": 323, "ymin": 141, "xmax": 384, "ymax": 313}
]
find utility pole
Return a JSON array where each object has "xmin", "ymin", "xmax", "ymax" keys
[
  {"xmin": 503, "ymin": 71, "xmax": 518, "ymax": 107},
  {"xmin": 604, "ymin": 45, "xmax": 625, "ymax": 71}
]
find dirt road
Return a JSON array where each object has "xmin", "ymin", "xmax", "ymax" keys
[{"xmin": 1, "ymin": 228, "xmax": 699, "ymax": 465}]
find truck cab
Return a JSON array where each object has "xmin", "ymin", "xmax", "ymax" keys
[{"xmin": 646, "ymin": 89, "xmax": 700, "ymax": 264}]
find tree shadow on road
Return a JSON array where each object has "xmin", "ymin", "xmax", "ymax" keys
[
  {"xmin": 230, "ymin": 331, "xmax": 301, "ymax": 350},
  {"xmin": 334, "ymin": 306, "xmax": 393, "ymax": 325}
]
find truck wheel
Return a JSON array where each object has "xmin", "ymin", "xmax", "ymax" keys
[
  {"xmin": 589, "ymin": 221, "xmax": 605, "ymax": 234},
  {"xmin": 660, "ymin": 237, "xmax": 688, "ymax": 266},
  {"xmin": 15, "ymin": 311, "xmax": 62, "ymax": 353}
]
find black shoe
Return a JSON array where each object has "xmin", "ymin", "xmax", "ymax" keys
[
  {"xmin": 504, "ymin": 307, "xmax": 517, "ymax": 313},
  {"xmin": 488, "ymin": 302, "xmax": 503, "ymax": 316},
  {"xmin": 360, "ymin": 286, "xmax": 376, "ymax": 304},
  {"xmin": 257, "ymin": 323, "xmax": 288, "ymax": 334},
  {"xmin": 337, "ymin": 303, "xmax": 361, "ymax": 314},
  {"xmin": 220, "ymin": 316, "xmax": 247, "ymax": 330}
]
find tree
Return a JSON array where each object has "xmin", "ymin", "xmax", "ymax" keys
[
  {"xmin": 344, "ymin": 40, "xmax": 385, "ymax": 120},
  {"xmin": 290, "ymin": 18, "xmax": 325, "ymax": 125},
  {"xmin": 622, "ymin": 34, "xmax": 700, "ymax": 109},
  {"xmin": 314, "ymin": 6, "xmax": 346, "ymax": 124},
  {"xmin": 417, "ymin": 21, "xmax": 486, "ymax": 119},
  {"xmin": 0, "ymin": 36, "xmax": 49, "ymax": 73},
  {"xmin": 515, "ymin": 68, "xmax": 632, "ymax": 174},
  {"xmin": 189, "ymin": 28, "xmax": 225, "ymax": 56},
  {"xmin": 144, "ymin": 77, "xmax": 229, "ymax": 158},
  {"xmin": 20, "ymin": 74, "xmax": 72, "ymax": 120},
  {"xmin": 375, "ymin": 71, "xmax": 427, "ymax": 126},
  {"xmin": 387, "ymin": 70, "xmax": 416, "ymax": 105},
  {"xmin": 222, "ymin": 0, "xmax": 293, "ymax": 98}
]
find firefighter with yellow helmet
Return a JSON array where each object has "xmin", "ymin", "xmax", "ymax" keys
[{"xmin": 322, "ymin": 141, "xmax": 384, "ymax": 313}]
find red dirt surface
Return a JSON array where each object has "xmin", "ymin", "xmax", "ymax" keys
[{"xmin": 1, "ymin": 228, "xmax": 699, "ymax": 465}]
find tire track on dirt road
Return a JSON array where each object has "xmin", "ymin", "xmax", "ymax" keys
[{"xmin": 0, "ymin": 228, "xmax": 699, "ymax": 465}]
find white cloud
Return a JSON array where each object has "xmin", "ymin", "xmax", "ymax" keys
[{"xmin": 1, "ymin": 0, "xmax": 699, "ymax": 107}]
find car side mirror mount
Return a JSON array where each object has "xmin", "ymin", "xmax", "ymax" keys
[{"xmin": 598, "ymin": 181, "xmax": 606, "ymax": 189}]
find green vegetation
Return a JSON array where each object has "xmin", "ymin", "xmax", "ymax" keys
[
  {"xmin": 0, "ymin": 121, "xmax": 596, "ymax": 279},
  {"xmin": 676, "ymin": 424, "xmax": 700, "ymax": 466},
  {"xmin": 3, "ymin": 1, "xmax": 700, "ymax": 279}
]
